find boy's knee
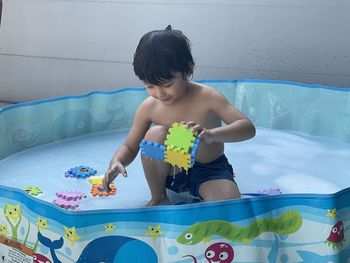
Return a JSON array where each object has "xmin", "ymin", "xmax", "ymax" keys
[{"xmin": 144, "ymin": 125, "xmax": 168, "ymax": 143}]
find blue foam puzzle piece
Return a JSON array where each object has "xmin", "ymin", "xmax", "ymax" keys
[
  {"xmin": 140, "ymin": 140, "xmax": 166, "ymax": 161},
  {"xmin": 190, "ymin": 137, "xmax": 201, "ymax": 166},
  {"xmin": 65, "ymin": 165, "xmax": 97, "ymax": 178}
]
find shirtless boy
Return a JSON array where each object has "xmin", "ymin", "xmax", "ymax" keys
[{"xmin": 103, "ymin": 26, "xmax": 256, "ymax": 206}]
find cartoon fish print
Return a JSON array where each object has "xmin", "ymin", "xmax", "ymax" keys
[
  {"xmin": 146, "ymin": 225, "xmax": 163, "ymax": 240},
  {"xmin": 64, "ymin": 226, "xmax": 80, "ymax": 246}
]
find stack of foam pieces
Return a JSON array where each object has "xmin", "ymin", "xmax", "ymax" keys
[
  {"xmin": 53, "ymin": 191, "xmax": 87, "ymax": 210},
  {"xmin": 88, "ymin": 175, "xmax": 117, "ymax": 197},
  {"xmin": 140, "ymin": 122, "xmax": 200, "ymax": 172}
]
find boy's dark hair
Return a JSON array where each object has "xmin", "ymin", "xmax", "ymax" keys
[{"xmin": 133, "ymin": 25, "xmax": 194, "ymax": 85}]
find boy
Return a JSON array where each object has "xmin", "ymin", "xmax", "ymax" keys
[{"xmin": 103, "ymin": 25, "xmax": 256, "ymax": 206}]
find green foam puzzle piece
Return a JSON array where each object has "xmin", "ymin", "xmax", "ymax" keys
[{"xmin": 165, "ymin": 122, "xmax": 196, "ymax": 152}]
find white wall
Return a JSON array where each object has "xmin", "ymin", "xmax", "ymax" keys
[{"xmin": 0, "ymin": 0, "xmax": 349, "ymax": 102}]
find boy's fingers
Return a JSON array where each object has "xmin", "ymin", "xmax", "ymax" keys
[
  {"xmin": 102, "ymin": 176, "xmax": 109, "ymax": 191},
  {"xmin": 185, "ymin": 121, "xmax": 195, "ymax": 128},
  {"xmin": 117, "ymin": 163, "xmax": 127, "ymax": 177},
  {"xmin": 198, "ymin": 130, "xmax": 206, "ymax": 139},
  {"xmin": 191, "ymin": 124, "xmax": 202, "ymax": 133}
]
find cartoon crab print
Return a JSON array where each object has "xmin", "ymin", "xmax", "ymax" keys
[
  {"xmin": 33, "ymin": 253, "xmax": 52, "ymax": 263},
  {"xmin": 205, "ymin": 242, "xmax": 234, "ymax": 263},
  {"xmin": 183, "ymin": 242, "xmax": 234, "ymax": 263},
  {"xmin": 324, "ymin": 221, "xmax": 345, "ymax": 250}
]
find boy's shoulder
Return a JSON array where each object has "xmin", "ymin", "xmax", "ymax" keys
[
  {"xmin": 191, "ymin": 82, "xmax": 223, "ymax": 98},
  {"xmin": 191, "ymin": 81, "xmax": 217, "ymax": 94},
  {"xmin": 140, "ymin": 96, "xmax": 157, "ymax": 108}
]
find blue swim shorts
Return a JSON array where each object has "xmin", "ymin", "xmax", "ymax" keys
[{"xmin": 166, "ymin": 154, "xmax": 236, "ymax": 198}]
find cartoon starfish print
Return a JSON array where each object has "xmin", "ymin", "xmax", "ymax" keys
[
  {"xmin": 0, "ymin": 224, "xmax": 9, "ymax": 236},
  {"xmin": 327, "ymin": 208, "xmax": 337, "ymax": 219},
  {"xmin": 104, "ymin": 223, "xmax": 116, "ymax": 233},
  {"xmin": 146, "ymin": 225, "xmax": 163, "ymax": 240},
  {"xmin": 64, "ymin": 226, "xmax": 80, "ymax": 246},
  {"xmin": 36, "ymin": 217, "xmax": 48, "ymax": 231}
]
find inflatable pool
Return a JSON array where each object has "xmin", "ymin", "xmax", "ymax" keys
[{"xmin": 0, "ymin": 80, "xmax": 349, "ymax": 262}]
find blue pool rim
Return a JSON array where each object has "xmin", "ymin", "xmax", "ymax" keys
[{"xmin": 1, "ymin": 79, "xmax": 349, "ymax": 114}]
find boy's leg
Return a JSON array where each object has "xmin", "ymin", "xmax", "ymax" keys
[
  {"xmin": 141, "ymin": 125, "xmax": 171, "ymax": 206},
  {"xmin": 198, "ymin": 179, "xmax": 241, "ymax": 202}
]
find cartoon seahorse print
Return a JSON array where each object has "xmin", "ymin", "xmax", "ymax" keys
[{"xmin": 177, "ymin": 210, "xmax": 302, "ymax": 245}]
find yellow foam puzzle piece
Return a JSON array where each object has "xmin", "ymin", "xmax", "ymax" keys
[{"xmin": 165, "ymin": 147, "xmax": 192, "ymax": 171}]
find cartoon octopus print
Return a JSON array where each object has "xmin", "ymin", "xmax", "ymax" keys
[
  {"xmin": 325, "ymin": 221, "xmax": 345, "ymax": 250},
  {"xmin": 184, "ymin": 242, "xmax": 234, "ymax": 263}
]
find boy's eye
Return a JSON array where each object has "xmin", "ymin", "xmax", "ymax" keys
[{"xmin": 146, "ymin": 85, "xmax": 154, "ymax": 89}]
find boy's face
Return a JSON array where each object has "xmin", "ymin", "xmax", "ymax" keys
[{"xmin": 144, "ymin": 73, "xmax": 188, "ymax": 105}]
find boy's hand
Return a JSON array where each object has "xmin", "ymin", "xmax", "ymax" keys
[
  {"xmin": 103, "ymin": 161, "xmax": 127, "ymax": 192},
  {"xmin": 182, "ymin": 121, "xmax": 215, "ymax": 144}
]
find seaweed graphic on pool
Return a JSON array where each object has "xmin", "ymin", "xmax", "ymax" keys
[
  {"xmin": 177, "ymin": 211, "xmax": 302, "ymax": 244},
  {"xmin": 3, "ymin": 204, "xmax": 22, "ymax": 241}
]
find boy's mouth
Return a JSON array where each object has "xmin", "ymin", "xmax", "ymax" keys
[{"xmin": 159, "ymin": 97, "xmax": 171, "ymax": 102}]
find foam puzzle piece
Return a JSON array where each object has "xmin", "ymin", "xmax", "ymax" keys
[
  {"xmin": 140, "ymin": 122, "xmax": 201, "ymax": 171},
  {"xmin": 190, "ymin": 137, "xmax": 201, "ymax": 167},
  {"xmin": 165, "ymin": 147, "xmax": 192, "ymax": 171},
  {"xmin": 258, "ymin": 188, "xmax": 282, "ymax": 195},
  {"xmin": 53, "ymin": 198, "xmax": 80, "ymax": 209},
  {"xmin": 140, "ymin": 140, "xmax": 166, "ymax": 161},
  {"xmin": 90, "ymin": 184, "xmax": 116, "ymax": 197},
  {"xmin": 88, "ymin": 175, "xmax": 104, "ymax": 186},
  {"xmin": 56, "ymin": 191, "xmax": 87, "ymax": 201},
  {"xmin": 65, "ymin": 165, "xmax": 97, "ymax": 178},
  {"xmin": 23, "ymin": 186, "xmax": 43, "ymax": 196},
  {"xmin": 165, "ymin": 122, "xmax": 197, "ymax": 152}
]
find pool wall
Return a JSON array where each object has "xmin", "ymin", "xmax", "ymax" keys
[{"xmin": 0, "ymin": 80, "xmax": 349, "ymax": 262}]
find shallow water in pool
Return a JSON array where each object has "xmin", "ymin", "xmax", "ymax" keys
[{"xmin": 0, "ymin": 127, "xmax": 349, "ymax": 210}]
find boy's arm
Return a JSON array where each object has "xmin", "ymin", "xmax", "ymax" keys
[
  {"xmin": 208, "ymin": 90, "xmax": 256, "ymax": 143},
  {"xmin": 107, "ymin": 100, "xmax": 152, "ymax": 170},
  {"xmin": 106, "ymin": 102, "xmax": 151, "ymax": 179}
]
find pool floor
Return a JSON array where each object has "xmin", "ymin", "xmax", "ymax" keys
[{"xmin": 0, "ymin": 127, "xmax": 349, "ymax": 210}]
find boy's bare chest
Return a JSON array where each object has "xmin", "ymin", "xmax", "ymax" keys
[{"xmin": 151, "ymin": 103, "xmax": 215, "ymax": 128}]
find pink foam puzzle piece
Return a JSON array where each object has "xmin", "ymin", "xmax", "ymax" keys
[
  {"xmin": 56, "ymin": 191, "xmax": 87, "ymax": 201},
  {"xmin": 53, "ymin": 198, "xmax": 80, "ymax": 209},
  {"xmin": 258, "ymin": 188, "xmax": 282, "ymax": 195}
]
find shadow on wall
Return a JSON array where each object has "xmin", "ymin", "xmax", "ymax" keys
[{"xmin": 0, "ymin": 0, "xmax": 2, "ymax": 27}]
